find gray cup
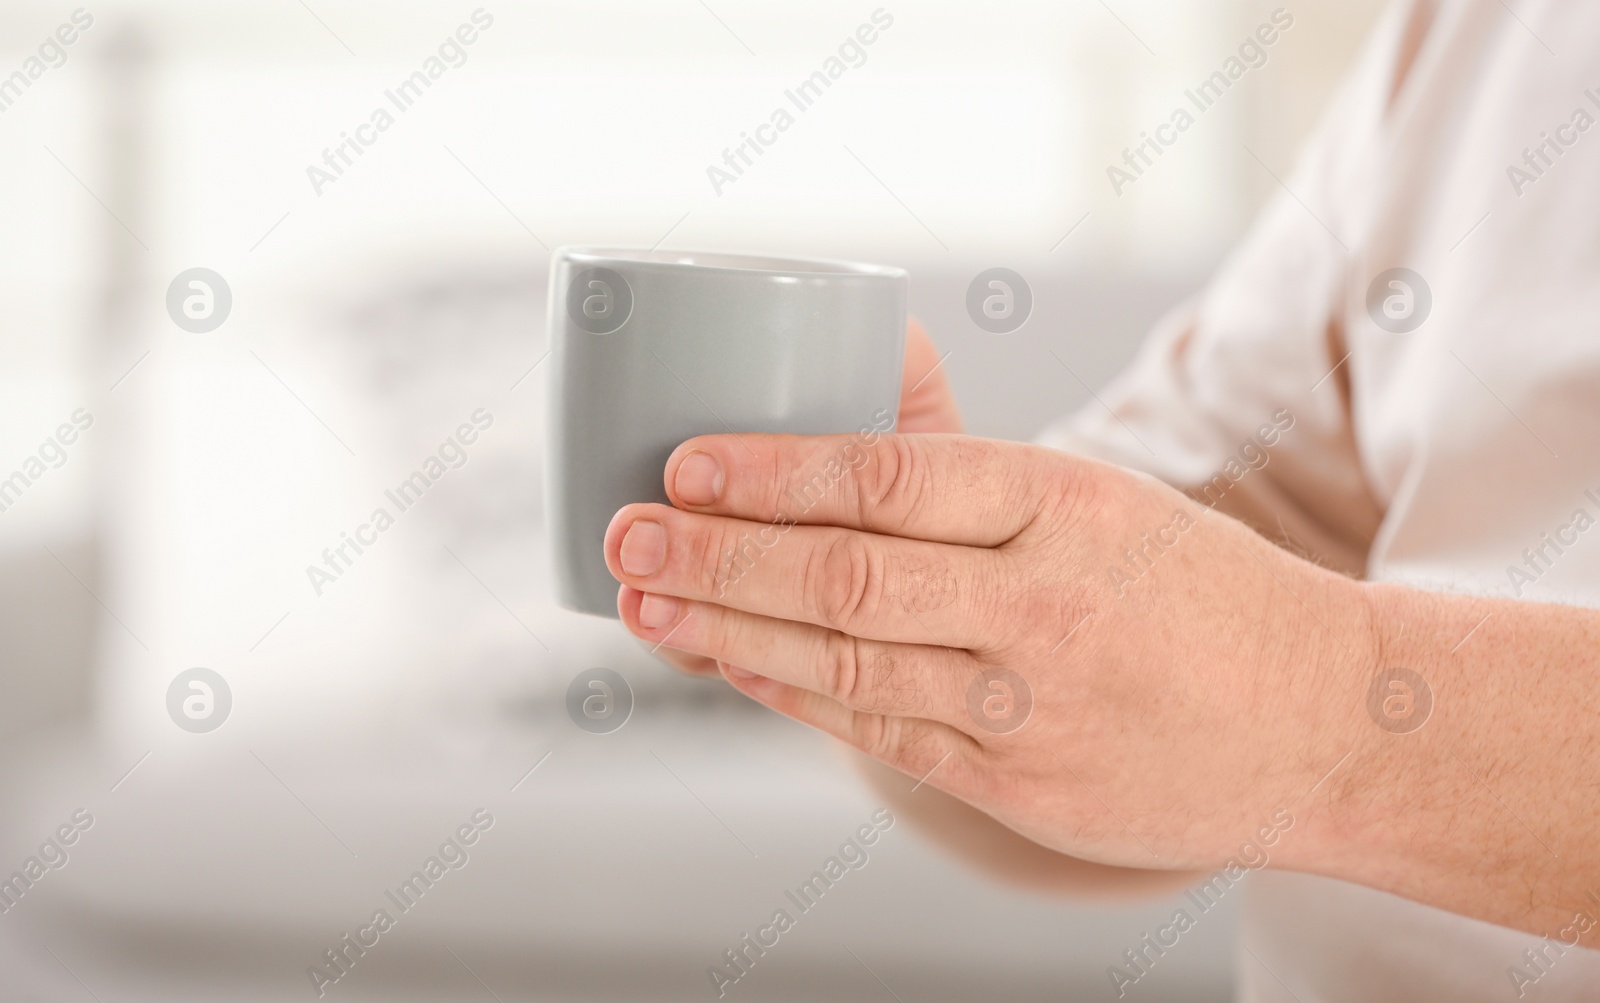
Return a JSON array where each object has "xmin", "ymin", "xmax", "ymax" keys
[{"xmin": 546, "ymin": 248, "xmax": 908, "ymax": 618}]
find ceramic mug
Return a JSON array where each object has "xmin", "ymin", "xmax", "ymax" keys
[{"xmin": 546, "ymin": 247, "xmax": 908, "ymax": 617}]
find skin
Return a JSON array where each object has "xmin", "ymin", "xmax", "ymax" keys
[{"xmin": 613, "ymin": 322, "xmax": 1600, "ymax": 937}]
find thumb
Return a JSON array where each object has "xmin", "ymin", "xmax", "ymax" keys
[{"xmin": 898, "ymin": 318, "xmax": 963, "ymax": 434}]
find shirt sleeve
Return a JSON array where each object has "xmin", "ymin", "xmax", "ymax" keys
[{"xmin": 1033, "ymin": 3, "xmax": 1424, "ymax": 576}]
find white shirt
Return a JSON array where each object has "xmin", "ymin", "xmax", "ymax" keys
[{"xmin": 1040, "ymin": 0, "xmax": 1600, "ymax": 998}]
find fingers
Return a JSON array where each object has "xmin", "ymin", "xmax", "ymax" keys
[
  {"xmin": 663, "ymin": 431, "xmax": 1056, "ymax": 548},
  {"xmin": 605, "ymin": 502, "xmax": 1006, "ymax": 649},
  {"xmin": 625, "ymin": 593, "xmax": 720, "ymax": 676},
  {"xmin": 715, "ymin": 661, "xmax": 977, "ymax": 790},
  {"xmin": 642, "ymin": 639, "xmax": 720, "ymax": 677},
  {"xmin": 898, "ymin": 318, "xmax": 963, "ymax": 434},
  {"xmin": 618, "ymin": 585, "xmax": 981, "ymax": 725}
]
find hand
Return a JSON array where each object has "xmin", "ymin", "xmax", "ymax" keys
[
  {"xmin": 647, "ymin": 318, "xmax": 961, "ymax": 677},
  {"xmin": 604, "ymin": 426, "xmax": 1375, "ymax": 873},
  {"xmin": 891, "ymin": 316, "xmax": 963, "ymax": 435}
]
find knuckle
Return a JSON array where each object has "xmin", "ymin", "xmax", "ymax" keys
[
  {"xmin": 705, "ymin": 515, "xmax": 790, "ymax": 600},
  {"xmin": 820, "ymin": 631, "xmax": 864, "ymax": 705},
  {"xmin": 1033, "ymin": 453, "xmax": 1106, "ymax": 539},
  {"xmin": 854, "ymin": 436, "xmax": 931, "ymax": 534},
  {"xmin": 970, "ymin": 555, "xmax": 1014, "ymax": 628},
  {"xmin": 698, "ymin": 519, "xmax": 747, "ymax": 597},
  {"xmin": 806, "ymin": 534, "xmax": 878, "ymax": 633},
  {"xmin": 1014, "ymin": 578, "xmax": 1065, "ymax": 634},
  {"xmin": 823, "ymin": 635, "xmax": 917, "ymax": 714},
  {"xmin": 856, "ymin": 715, "xmax": 944, "ymax": 775},
  {"xmin": 853, "ymin": 711, "xmax": 899, "ymax": 761},
  {"xmin": 766, "ymin": 443, "xmax": 802, "ymax": 517},
  {"xmin": 700, "ymin": 602, "xmax": 740, "ymax": 658}
]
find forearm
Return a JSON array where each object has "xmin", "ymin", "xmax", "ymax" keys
[{"xmin": 1294, "ymin": 582, "xmax": 1600, "ymax": 935}]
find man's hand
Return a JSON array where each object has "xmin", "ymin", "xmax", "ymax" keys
[
  {"xmin": 604, "ymin": 416, "xmax": 1374, "ymax": 874},
  {"xmin": 610, "ymin": 329, "xmax": 1600, "ymax": 935},
  {"xmin": 648, "ymin": 318, "xmax": 960, "ymax": 678},
  {"xmin": 645, "ymin": 320, "xmax": 1204, "ymax": 897},
  {"xmin": 891, "ymin": 317, "xmax": 964, "ymax": 435}
]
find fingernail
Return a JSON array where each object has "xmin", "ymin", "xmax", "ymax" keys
[
  {"xmin": 721, "ymin": 663, "xmax": 759, "ymax": 681},
  {"xmin": 620, "ymin": 520, "xmax": 666, "ymax": 576},
  {"xmin": 674, "ymin": 451, "xmax": 724, "ymax": 506},
  {"xmin": 638, "ymin": 593, "xmax": 679, "ymax": 629}
]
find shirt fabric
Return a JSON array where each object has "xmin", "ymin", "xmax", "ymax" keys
[{"xmin": 1037, "ymin": 0, "xmax": 1600, "ymax": 998}]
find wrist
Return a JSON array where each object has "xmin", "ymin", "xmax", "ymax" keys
[
  {"xmin": 1288, "ymin": 582, "xmax": 1579, "ymax": 933},
  {"xmin": 1289, "ymin": 581, "xmax": 1446, "ymax": 885}
]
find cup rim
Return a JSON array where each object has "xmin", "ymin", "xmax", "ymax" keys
[{"xmin": 554, "ymin": 246, "xmax": 907, "ymax": 280}]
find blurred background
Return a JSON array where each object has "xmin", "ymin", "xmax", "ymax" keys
[{"xmin": 0, "ymin": 1, "xmax": 1384, "ymax": 999}]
